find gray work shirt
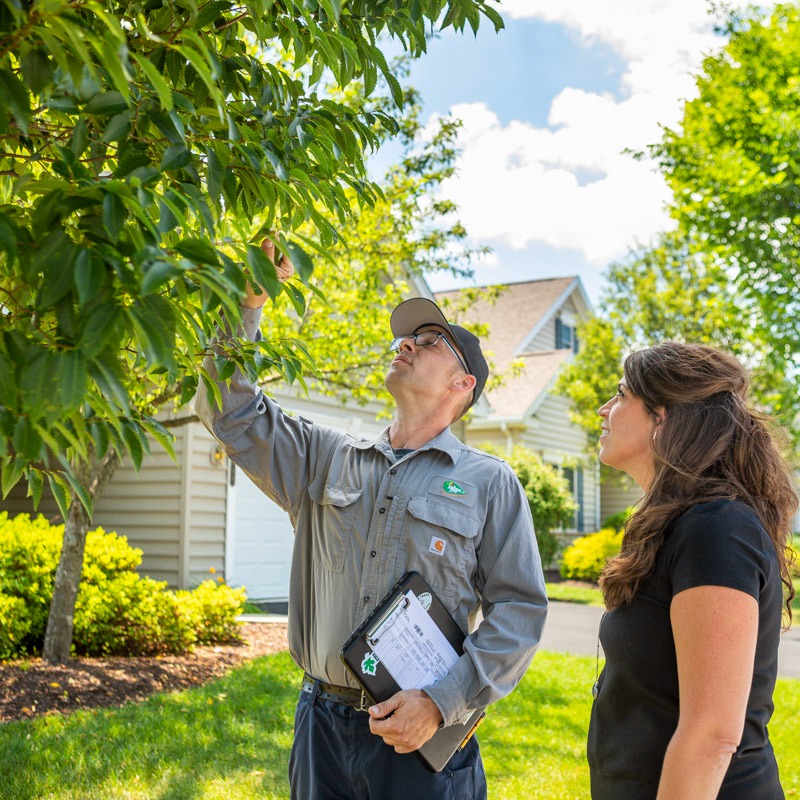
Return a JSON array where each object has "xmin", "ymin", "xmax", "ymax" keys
[{"xmin": 195, "ymin": 307, "xmax": 548, "ymax": 726}]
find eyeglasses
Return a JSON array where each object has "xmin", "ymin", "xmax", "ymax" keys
[{"xmin": 390, "ymin": 331, "xmax": 469, "ymax": 375}]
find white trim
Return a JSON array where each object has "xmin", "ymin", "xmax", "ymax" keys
[
  {"xmin": 224, "ymin": 460, "xmax": 236, "ymax": 586},
  {"xmin": 178, "ymin": 424, "xmax": 193, "ymax": 589}
]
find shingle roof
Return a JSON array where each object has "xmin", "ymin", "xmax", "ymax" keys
[{"xmin": 435, "ymin": 278, "xmax": 580, "ymax": 418}]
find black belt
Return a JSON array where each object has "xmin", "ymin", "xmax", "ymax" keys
[{"xmin": 301, "ymin": 674, "xmax": 371, "ymax": 711}]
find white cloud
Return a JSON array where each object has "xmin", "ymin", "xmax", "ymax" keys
[{"xmin": 431, "ymin": 1, "xmax": 752, "ymax": 266}]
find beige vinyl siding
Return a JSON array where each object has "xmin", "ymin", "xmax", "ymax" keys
[
  {"xmin": 185, "ymin": 423, "xmax": 228, "ymax": 588},
  {"xmin": 527, "ymin": 319, "xmax": 557, "ymax": 353},
  {"xmin": 600, "ymin": 478, "xmax": 643, "ymax": 524}
]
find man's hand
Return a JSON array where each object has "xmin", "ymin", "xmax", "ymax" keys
[
  {"xmin": 368, "ymin": 690, "xmax": 443, "ymax": 753},
  {"xmin": 242, "ymin": 237, "xmax": 294, "ymax": 309}
]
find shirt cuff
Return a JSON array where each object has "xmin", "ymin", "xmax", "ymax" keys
[
  {"xmin": 423, "ymin": 678, "xmax": 469, "ymax": 728},
  {"xmin": 240, "ymin": 305, "xmax": 263, "ymax": 341}
]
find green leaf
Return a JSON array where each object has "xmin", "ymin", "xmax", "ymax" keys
[
  {"xmin": 121, "ymin": 419, "xmax": 145, "ymax": 471},
  {"xmin": 26, "ymin": 468, "xmax": 44, "ymax": 509},
  {"xmin": 90, "ymin": 356, "xmax": 131, "ymax": 413},
  {"xmin": 284, "ymin": 282, "xmax": 307, "ymax": 317},
  {"xmin": 61, "ymin": 470, "xmax": 93, "ymax": 516},
  {"xmin": 46, "ymin": 472, "xmax": 71, "ymax": 521},
  {"xmin": 160, "ymin": 144, "xmax": 191, "ymax": 171},
  {"xmin": 84, "ymin": 90, "xmax": 129, "ymax": 115},
  {"xmin": 20, "ymin": 48, "xmax": 54, "ymax": 95},
  {"xmin": 206, "ymin": 145, "xmax": 223, "ymax": 206},
  {"xmin": 1, "ymin": 458, "xmax": 26, "ymax": 499},
  {"xmin": 103, "ymin": 191, "xmax": 126, "ymax": 241},
  {"xmin": 142, "ymin": 260, "xmax": 183, "ymax": 294},
  {"xmin": 132, "ymin": 52, "xmax": 174, "ymax": 110},
  {"xmin": 13, "ymin": 416, "xmax": 43, "ymax": 461},
  {"xmin": 90, "ymin": 419, "xmax": 110, "ymax": 460},
  {"xmin": 130, "ymin": 295, "xmax": 177, "ymax": 371},
  {"xmin": 0, "ymin": 67, "xmax": 31, "ymax": 134},
  {"xmin": 54, "ymin": 350, "xmax": 88, "ymax": 411},
  {"xmin": 0, "ymin": 212, "xmax": 17, "ymax": 262},
  {"xmin": 73, "ymin": 250, "xmax": 106, "ymax": 307},
  {"xmin": 175, "ymin": 237, "xmax": 219, "ymax": 264},
  {"xmin": 80, "ymin": 302, "xmax": 119, "ymax": 357},
  {"xmin": 102, "ymin": 111, "xmax": 132, "ymax": 143},
  {"xmin": 37, "ymin": 231, "xmax": 78, "ymax": 308}
]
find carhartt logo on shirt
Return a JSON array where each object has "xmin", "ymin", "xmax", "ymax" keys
[
  {"xmin": 442, "ymin": 480, "xmax": 465, "ymax": 496},
  {"xmin": 429, "ymin": 537, "xmax": 447, "ymax": 556}
]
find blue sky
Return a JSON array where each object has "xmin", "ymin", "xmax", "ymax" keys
[{"xmin": 372, "ymin": 1, "xmax": 743, "ymax": 307}]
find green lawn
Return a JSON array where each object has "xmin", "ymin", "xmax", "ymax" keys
[
  {"xmin": 1, "ymin": 650, "xmax": 798, "ymax": 799},
  {"xmin": 545, "ymin": 581, "xmax": 604, "ymax": 606}
]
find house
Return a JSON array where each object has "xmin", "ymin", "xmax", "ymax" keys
[
  {"xmin": 437, "ymin": 276, "xmax": 642, "ymax": 541},
  {"xmin": 2, "ymin": 275, "xmax": 643, "ymax": 603}
]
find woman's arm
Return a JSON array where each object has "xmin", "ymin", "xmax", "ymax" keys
[{"xmin": 656, "ymin": 585, "xmax": 758, "ymax": 799}]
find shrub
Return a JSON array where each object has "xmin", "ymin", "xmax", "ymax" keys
[
  {"xmin": 0, "ymin": 513, "xmax": 244, "ymax": 658},
  {"xmin": 0, "ymin": 512, "xmax": 62, "ymax": 651},
  {"xmin": 602, "ymin": 506, "xmax": 636, "ymax": 532},
  {"xmin": 479, "ymin": 444, "xmax": 577, "ymax": 568},
  {"xmin": 560, "ymin": 527, "xmax": 623, "ymax": 583},
  {"xmin": 0, "ymin": 593, "xmax": 31, "ymax": 660},
  {"xmin": 178, "ymin": 579, "xmax": 246, "ymax": 644}
]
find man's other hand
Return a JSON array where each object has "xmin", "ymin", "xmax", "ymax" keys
[
  {"xmin": 242, "ymin": 237, "xmax": 294, "ymax": 308},
  {"xmin": 368, "ymin": 690, "xmax": 443, "ymax": 753}
]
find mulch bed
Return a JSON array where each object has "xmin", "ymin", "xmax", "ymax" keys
[{"xmin": 0, "ymin": 622, "xmax": 288, "ymax": 724}]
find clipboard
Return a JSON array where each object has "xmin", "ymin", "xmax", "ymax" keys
[{"xmin": 340, "ymin": 571, "xmax": 486, "ymax": 773}]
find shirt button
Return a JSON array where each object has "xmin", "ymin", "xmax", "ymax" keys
[
  {"xmin": 362, "ymin": 596, "xmax": 370, "ymax": 604},
  {"xmin": 390, "ymin": 468, "xmax": 397, "ymax": 475},
  {"xmin": 370, "ymin": 551, "xmax": 377, "ymax": 558},
  {"xmin": 379, "ymin": 507, "xmax": 385, "ymax": 514}
]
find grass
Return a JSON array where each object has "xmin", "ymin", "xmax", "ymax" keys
[
  {"xmin": 1, "ymin": 650, "xmax": 799, "ymax": 800},
  {"xmin": 545, "ymin": 581, "xmax": 604, "ymax": 606}
]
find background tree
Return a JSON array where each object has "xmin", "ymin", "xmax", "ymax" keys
[
  {"xmin": 0, "ymin": 0, "xmax": 504, "ymax": 661},
  {"xmin": 556, "ymin": 230, "xmax": 799, "ymax": 457},
  {"xmin": 649, "ymin": 3, "xmax": 800, "ymax": 425}
]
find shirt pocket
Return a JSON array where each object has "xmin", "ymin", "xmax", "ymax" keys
[
  {"xmin": 307, "ymin": 477, "xmax": 362, "ymax": 573},
  {"xmin": 398, "ymin": 496, "xmax": 479, "ymax": 598}
]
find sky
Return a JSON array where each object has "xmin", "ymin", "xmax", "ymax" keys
[{"xmin": 373, "ymin": 0, "xmax": 749, "ymax": 307}]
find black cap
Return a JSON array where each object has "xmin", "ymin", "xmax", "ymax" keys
[{"xmin": 390, "ymin": 298, "xmax": 489, "ymax": 409}]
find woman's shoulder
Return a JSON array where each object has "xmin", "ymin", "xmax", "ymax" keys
[{"xmin": 674, "ymin": 497, "xmax": 764, "ymax": 532}]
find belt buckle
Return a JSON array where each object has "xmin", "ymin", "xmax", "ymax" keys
[{"xmin": 355, "ymin": 689, "xmax": 370, "ymax": 712}]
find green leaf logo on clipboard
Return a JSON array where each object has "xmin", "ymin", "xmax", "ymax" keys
[{"xmin": 361, "ymin": 652, "xmax": 379, "ymax": 676}]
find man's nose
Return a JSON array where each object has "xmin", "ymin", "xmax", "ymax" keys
[{"xmin": 399, "ymin": 337, "xmax": 416, "ymax": 353}]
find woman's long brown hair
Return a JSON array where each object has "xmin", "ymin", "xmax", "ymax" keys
[{"xmin": 599, "ymin": 342, "xmax": 798, "ymax": 623}]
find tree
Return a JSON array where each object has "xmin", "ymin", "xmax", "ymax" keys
[
  {"xmin": 556, "ymin": 231, "xmax": 799, "ymax": 454},
  {"xmin": 0, "ymin": 0, "xmax": 504, "ymax": 661},
  {"xmin": 479, "ymin": 443, "xmax": 576, "ymax": 567},
  {"xmin": 650, "ymin": 3, "xmax": 800, "ymax": 417}
]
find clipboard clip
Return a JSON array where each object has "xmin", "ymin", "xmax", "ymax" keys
[{"xmin": 365, "ymin": 594, "xmax": 410, "ymax": 647}]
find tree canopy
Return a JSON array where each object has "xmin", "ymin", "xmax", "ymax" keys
[{"xmin": 0, "ymin": 0, "xmax": 503, "ymax": 515}]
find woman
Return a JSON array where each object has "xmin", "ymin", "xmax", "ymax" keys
[{"xmin": 588, "ymin": 342, "xmax": 797, "ymax": 799}]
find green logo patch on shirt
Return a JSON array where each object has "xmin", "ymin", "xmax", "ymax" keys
[{"xmin": 442, "ymin": 479, "xmax": 466, "ymax": 496}]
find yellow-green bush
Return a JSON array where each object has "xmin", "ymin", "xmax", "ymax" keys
[
  {"xmin": 560, "ymin": 527, "xmax": 623, "ymax": 583},
  {"xmin": 0, "ymin": 513, "xmax": 245, "ymax": 659}
]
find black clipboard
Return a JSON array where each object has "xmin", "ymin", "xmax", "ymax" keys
[{"xmin": 340, "ymin": 571, "xmax": 486, "ymax": 773}]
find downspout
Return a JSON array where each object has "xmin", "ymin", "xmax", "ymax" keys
[{"xmin": 500, "ymin": 421, "xmax": 514, "ymax": 457}]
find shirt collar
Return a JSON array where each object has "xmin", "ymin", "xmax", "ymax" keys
[{"xmin": 348, "ymin": 426, "xmax": 462, "ymax": 465}]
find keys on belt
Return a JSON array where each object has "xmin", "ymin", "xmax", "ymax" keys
[{"xmin": 302, "ymin": 674, "xmax": 371, "ymax": 712}]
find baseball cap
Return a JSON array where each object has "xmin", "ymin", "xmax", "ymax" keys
[{"xmin": 390, "ymin": 298, "xmax": 489, "ymax": 409}]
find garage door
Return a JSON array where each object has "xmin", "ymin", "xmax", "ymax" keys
[{"xmin": 228, "ymin": 465, "xmax": 294, "ymax": 602}]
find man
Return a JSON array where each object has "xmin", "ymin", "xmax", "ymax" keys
[{"xmin": 194, "ymin": 240, "xmax": 548, "ymax": 799}]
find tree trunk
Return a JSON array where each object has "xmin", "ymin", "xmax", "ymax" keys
[{"xmin": 42, "ymin": 450, "xmax": 120, "ymax": 664}]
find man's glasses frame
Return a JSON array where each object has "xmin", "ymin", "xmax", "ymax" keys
[{"xmin": 390, "ymin": 331, "xmax": 469, "ymax": 375}]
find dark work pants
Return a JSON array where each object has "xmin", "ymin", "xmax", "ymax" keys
[{"xmin": 288, "ymin": 689, "xmax": 488, "ymax": 800}]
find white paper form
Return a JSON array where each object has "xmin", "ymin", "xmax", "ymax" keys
[{"xmin": 366, "ymin": 591, "xmax": 459, "ymax": 690}]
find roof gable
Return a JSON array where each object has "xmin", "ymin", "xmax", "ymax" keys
[{"xmin": 435, "ymin": 277, "xmax": 593, "ymax": 419}]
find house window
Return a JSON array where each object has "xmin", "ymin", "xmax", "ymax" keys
[{"xmin": 555, "ymin": 317, "xmax": 579, "ymax": 353}]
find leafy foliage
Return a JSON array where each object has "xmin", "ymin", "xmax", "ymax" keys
[
  {"xmin": 560, "ymin": 527, "xmax": 622, "ymax": 583},
  {"xmin": 0, "ymin": 0, "xmax": 504, "ymax": 514},
  {"xmin": 479, "ymin": 443, "xmax": 577, "ymax": 567},
  {"xmin": 0, "ymin": 512, "xmax": 246, "ymax": 657},
  {"xmin": 649, "ymin": 4, "xmax": 800, "ymax": 431}
]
